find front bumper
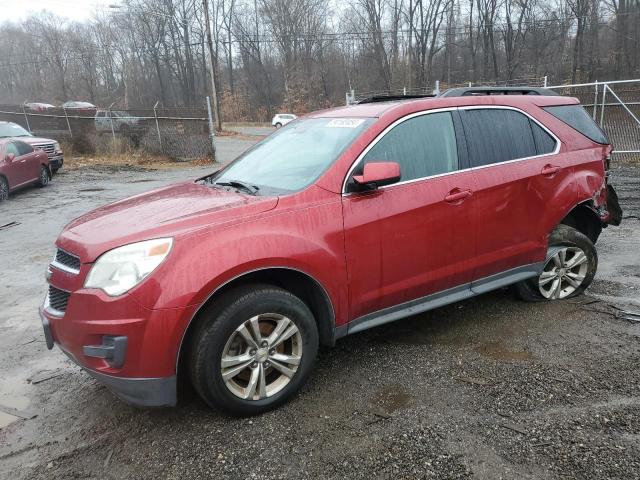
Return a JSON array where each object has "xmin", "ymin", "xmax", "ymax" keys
[
  {"xmin": 39, "ymin": 307, "xmax": 177, "ymax": 407},
  {"xmin": 49, "ymin": 155, "xmax": 64, "ymax": 170}
]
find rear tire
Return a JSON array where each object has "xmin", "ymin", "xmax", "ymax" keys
[
  {"xmin": 189, "ymin": 284, "xmax": 319, "ymax": 416},
  {"xmin": 0, "ymin": 176, "xmax": 8, "ymax": 201},
  {"xmin": 515, "ymin": 224, "xmax": 597, "ymax": 302},
  {"xmin": 275, "ymin": 122, "xmax": 282, "ymax": 128}
]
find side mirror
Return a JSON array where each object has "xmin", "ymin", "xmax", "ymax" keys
[
  {"xmin": 352, "ymin": 161, "xmax": 401, "ymax": 189},
  {"xmin": 5, "ymin": 153, "xmax": 15, "ymax": 162}
]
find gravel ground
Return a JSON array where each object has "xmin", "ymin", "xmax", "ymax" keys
[{"xmin": 0, "ymin": 162, "xmax": 638, "ymax": 480}]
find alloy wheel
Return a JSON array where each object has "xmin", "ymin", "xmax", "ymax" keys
[
  {"xmin": 41, "ymin": 168, "xmax": 49, "ymax": 186},
  {"xmin": 220, "ymin": 313, "xmax": 302, "ymax": 401},
  {"xmin": 538, "ymin": 246, "xmax": 589, "ymax": 299}
]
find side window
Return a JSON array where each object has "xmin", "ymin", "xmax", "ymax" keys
[
  {"xmin": 361, "ymin": 111, "xmax": 459, "ymax": 182},
  {"xmin": 462, "ymin": 109, "xmax": 537, "ymax": 167},
  {"xmin": 5, "ymin": 143, "xmax": 19, "ymax": 157},
  {"xmin": 530, "ymin": 120, "xmax": 557, "ymax": 154},
  {"xmin": 15, "ymin": 141, "xmax": 33, "ymax": 156}
]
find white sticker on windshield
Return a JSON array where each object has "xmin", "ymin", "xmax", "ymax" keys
[{"xmin": 326, "ymin": 118, "xmax": 365, "ymax": 128}]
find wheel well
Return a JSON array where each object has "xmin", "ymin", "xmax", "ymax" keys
[
  {"xmin": 177, "ymin": 268, "xmax": 336, "ymax": 374},
  {"xmin": 560, "ymin": 203, "xmax": 602, "ymax": 243}
]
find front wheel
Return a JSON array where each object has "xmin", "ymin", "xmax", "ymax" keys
[
  {"xmin": 275, "ymin": 122, "xmax": 282, "ymax": 128},
  {"xmin": 189, "ymin": 285, "xmax": 319, "ymax": 416},
  {"xmin": 515, "ymin": 224, "xmax": 597, "ymax": 301},
  {"xmin": 0, "ymin": 176, "xmax": 8, "ymax": 201},
  {"xmin": 38, "ymin": 165, "xmax": 50, "ymax": 187}
]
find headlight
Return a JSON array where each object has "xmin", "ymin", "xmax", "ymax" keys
[
  {"xmin": 53, "ymin": 142, "xmax": 61, "ymax": 153},
  {"xmin": 84, "ymin": 238, "xmax": 173, "ymax": 296}
]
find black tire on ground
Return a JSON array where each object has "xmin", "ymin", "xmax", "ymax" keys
[
  {"xmin": 0, "ymin": 176, "xmax": 8, "ymax": 201},
  {"xmin": 38, "ymin": 165, "xmax": 50, "ymax": 187},
  {"xmin": 189, "ymin": 284, "xmax": 319, "ymax": 416},
  {"xmin": 275, "ymin": 122, "xmax": 282, "ymax": 128},
  {"xmin": 51, "ymin": 167, "xmax": 60, "ymax": 175},
  {"xmin": 515, "ymin": 224, "xmax": 598, "ymax": 302}
]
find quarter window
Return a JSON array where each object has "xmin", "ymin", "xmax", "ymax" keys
[
  {"xmin": 461, "ymin": 109, "xmax": 538, "ymax": 167},
  {"xmin": 360, "ymin": 111, "xmax": 459, "ymax": 183},
  {"xmin": 530, "ymin": 120, "xmax": 557, "ymax": 154},
  {"xmin": 543, "ymin": 105, "xmax": 609, "ymax": 144}
]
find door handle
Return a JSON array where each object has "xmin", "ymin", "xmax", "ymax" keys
[
  {"xmin": 541, "ymin": 164, "xmax": 561, "ymax": 176},
  {"xmin": 444, "ymin": 188, "xmax": 473, "ymax": 203}
]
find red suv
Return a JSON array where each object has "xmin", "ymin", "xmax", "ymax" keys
[{"xmin": 40, "ymin": 88, "xmax": 622, "ymax": 415}]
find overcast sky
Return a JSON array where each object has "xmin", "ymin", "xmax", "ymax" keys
[{"xmin": 0, "ymin": 0, "xmax": 117, "ymax": 22}]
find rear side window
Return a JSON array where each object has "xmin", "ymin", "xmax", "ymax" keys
[
  {"xmin": 361, "ymin": 111, "xmax": 459, "ymax": 182},
  {"xmin": 543, "ymin": 105, "xmax": 609, "ymax": 144},
  {"xmin": 15, "ymin": 141, "xmax": 33, "ymax": 156},
  {"xmin": 461, "ymin": 109, "xmax": 537, "ymax": 167}
]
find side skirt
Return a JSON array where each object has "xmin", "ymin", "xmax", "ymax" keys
[{"xmin": 336, "ymin": 262, "xmax": 544, "ymax": 339}]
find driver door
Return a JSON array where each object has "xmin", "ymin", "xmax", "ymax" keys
[
  {"xmin": 4, "ymin": 142, "xmax": 27, "ymax": 186},
  {"xmin": 342, "ymin": 110, "xmax": 478, "ymax": 320}
]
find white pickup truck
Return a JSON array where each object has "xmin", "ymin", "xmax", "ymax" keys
[{"xmin": 95, "ymin": 110, "xmax": 144, "ymax": 135}]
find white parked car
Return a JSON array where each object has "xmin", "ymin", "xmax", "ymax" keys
[{"xmin": 271, "ymin": 113, "xmax": 297, "ymax": 128}]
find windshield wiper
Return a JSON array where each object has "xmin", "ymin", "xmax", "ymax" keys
[{"xmin": 213, "ymin": 179, "xmax": 259, "ymax": 195}]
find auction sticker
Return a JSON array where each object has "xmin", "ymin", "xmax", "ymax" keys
[{"xmin": 326, "ymin": 119, "xmax": 365, "ymax": 128}]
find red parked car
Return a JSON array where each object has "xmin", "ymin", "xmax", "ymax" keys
[
  {"xmin": 0, "ymin": 121, "xmax": 64, "ymax": 174},
  {"xmin": 41, "ymin": 87, "xmax": 622, "ymax": 415},
  {"xmin": 0, "ymin": 138, "xmax": 51, "ymax": 201}
]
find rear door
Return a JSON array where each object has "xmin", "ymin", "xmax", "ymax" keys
[
  {"xmin": 459, "ymin": 106, "xmax": 573, "ymax": 281},
  {"xmin": 342, "ymin": 110, "xmax": 477, "ymax": 320}
]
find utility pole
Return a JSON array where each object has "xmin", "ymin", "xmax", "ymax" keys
[{"xmin": 203, "ymin": 0, "xmax": 222, "ymax": 131}]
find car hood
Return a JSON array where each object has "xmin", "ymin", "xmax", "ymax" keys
[
  {"xmin": 18, "ymin": 136, "xmax": 56, "ymax": 145},
  {"xmin": 57, "ymin": 181, "xmax": 279, "ymax": 262}
]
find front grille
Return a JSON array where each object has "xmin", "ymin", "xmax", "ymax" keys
[
  {"xmin": 48, "ymin": 285, "xmax": 70, "ymax": 313},
  {"xmin": 34, "ymin": 143, "xmax": 55, "ymax": 158},
  {"xmin": 54, "ymin": 249, "xmax": 81, "ymax": 273}
]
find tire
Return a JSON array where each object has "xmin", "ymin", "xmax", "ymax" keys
[
  {"xmin": 38, "ymin": 165, "xmax": 50, "ymax": 187},
  {"xmin": 275, "ymin": 122, "xmax": 282, "ymax": 128},
  {"xmin": 0, "ymin": 176, "xmax": 8, "ymax": 201},
  {"xmin": 51, "ymin": 167, "xmax": 60, "ymax": 175},
  {"xmin": 189, "ymin": 284, "xmax": 319, "ymax": 416},
  {"xmin": 515, "ymin": 224, "xmax": 597, "ymax": 302}
]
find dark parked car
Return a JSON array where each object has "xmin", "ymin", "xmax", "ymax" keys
[
  {"xmin": 41, "ymin": 88, "xmax": 621, "ymax": 415},
  {"xmin": 0, "ymin": 122, "xmax": 64, "ymax": 173},
  {"xmin": 0, "ymin": 138, "xmax": 50, "ymax": 201}
]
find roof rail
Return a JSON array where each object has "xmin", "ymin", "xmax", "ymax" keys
[
  {"xmin": 439, "ymin": 86, "xmax": 559, "ymax": 97},
  {"xmin": 356, "ymin": 93, "xmax": 436, "ymax": 104}
]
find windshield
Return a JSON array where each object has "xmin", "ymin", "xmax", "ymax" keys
[
  {"xmin": 0, "ymin": 123, "xmax": 31, "ymax": 138},
  {"xmin": 209, "ymin": 117, "xmax": 372, "ymax": 195}
]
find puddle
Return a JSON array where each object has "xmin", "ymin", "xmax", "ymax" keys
[
  {"xmin": 370, "ymin": 384, "xmax": 412, "ymax": 414},
  {"xmin": 475, "ymin": 341, "xmax": 534, "ymax": 362},
  {"xmin": 0, "ymin": 372, "xmax": 31, "ymax": 429}
]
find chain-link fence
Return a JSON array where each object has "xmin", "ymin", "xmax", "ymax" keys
[{"xmin": 0, "ymin": 102, "xmax": 215, "ymax": 161}]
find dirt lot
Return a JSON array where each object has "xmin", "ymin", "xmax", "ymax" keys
[{"xmin": 0, "ymin": 158, "xmax": 639, "ymax": 479}]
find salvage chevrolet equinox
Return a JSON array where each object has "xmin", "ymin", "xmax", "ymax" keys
[{"xmin": 41, "ymin": 87, "xmax": 622, "ymax": 415}]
